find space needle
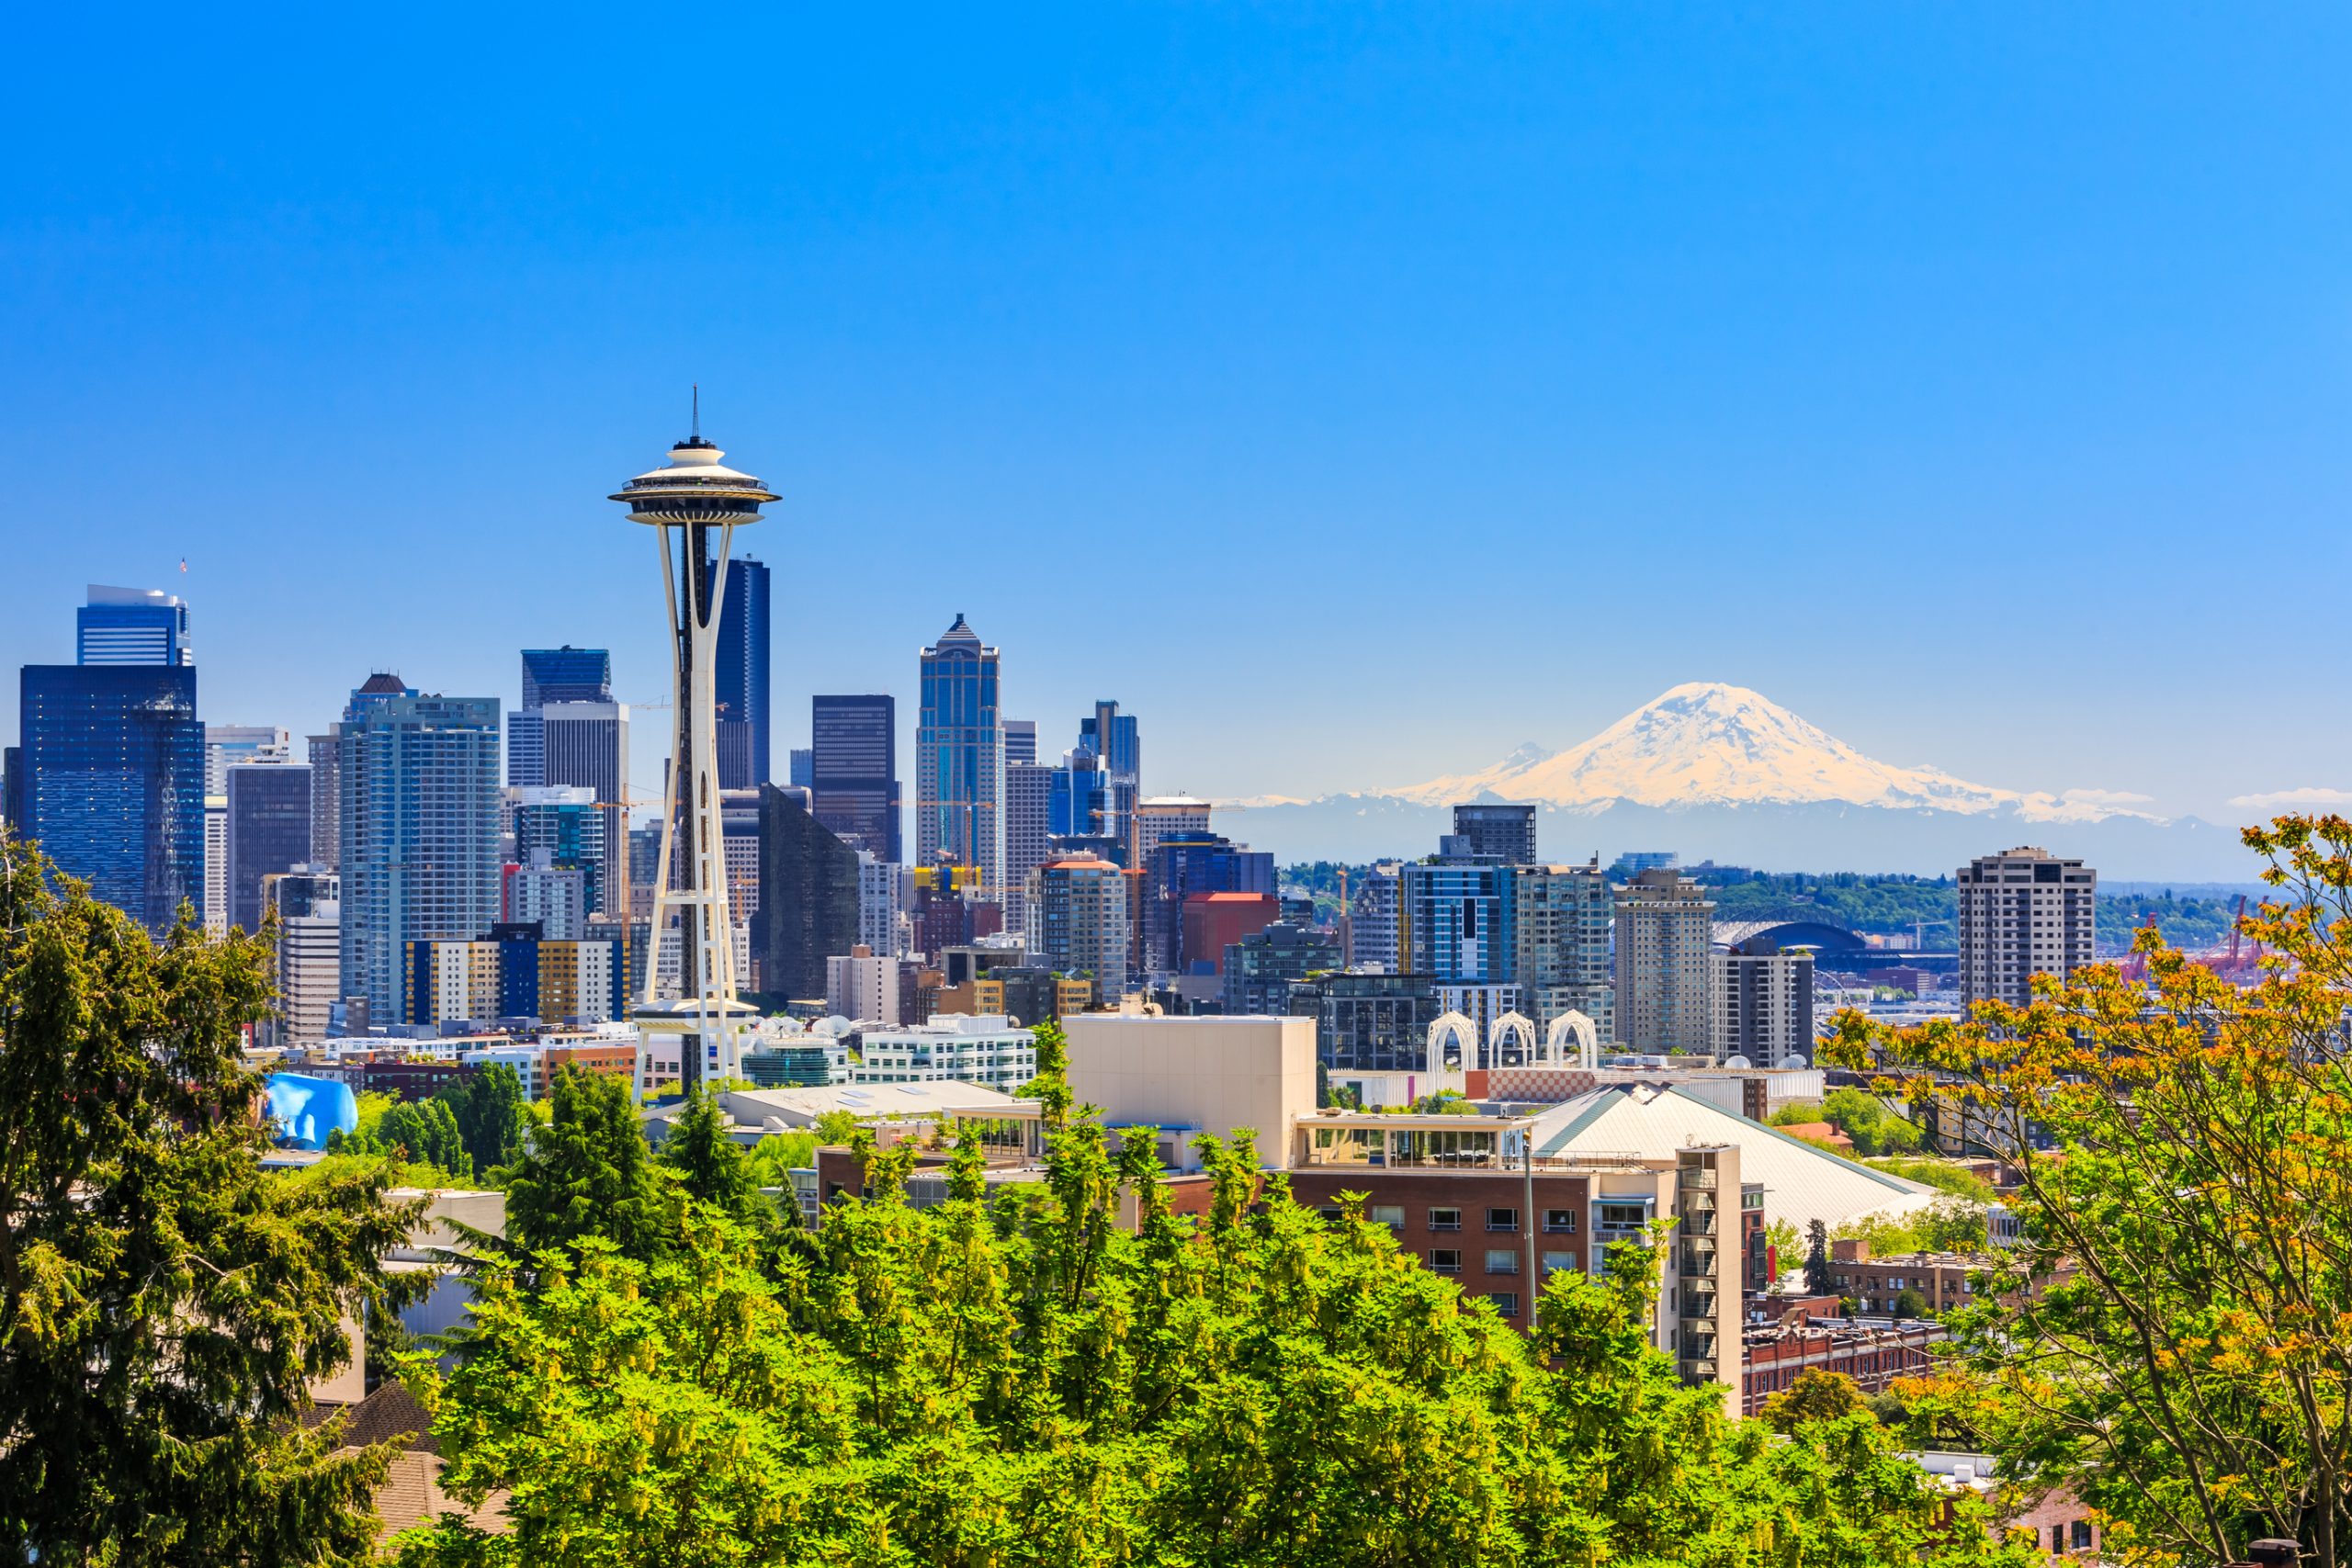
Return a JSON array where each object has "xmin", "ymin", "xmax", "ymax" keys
[{"xmin": 611, "ymin": 399, "xmax": 777, "ymax": 1097}]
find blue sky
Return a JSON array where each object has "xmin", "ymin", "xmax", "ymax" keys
[{"xmin": 3, "ymin": 3, "xmax": 2346, "ymax": 829}]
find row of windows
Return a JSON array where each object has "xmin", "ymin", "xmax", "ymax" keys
[{"xmin": 1317, "ymin": 1204, "xmax": 1582, "ymax": 1234}]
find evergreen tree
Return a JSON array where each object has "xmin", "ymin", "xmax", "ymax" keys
[
  {"xmin": 436, "ymin": 1061, "xmax": 527, "ymax": 1177},
  {"xmin": 378, "ymin": 1098, "xmax": 472, "ymax": 1180},
  {"xmin": 0, "ymin": 833, "xmax": 428, "ymax": 1564},
  {"xmin": 1805, "ymin": 1216, "xmax": 1835, "ymax": 1294},
  {"xmin": 502, "ymin": 1066, "xmax": 679, "ymax": 1261},
  {"xmin": 655, "ymin": 1089, "xmax": 765, "ymax": 1225}
]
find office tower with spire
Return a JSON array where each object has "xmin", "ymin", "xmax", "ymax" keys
[
  {"xmin": 335, "ymin": 673, "xmax": 503, "ymax": 1025},
  {"xmin": 810, "ymin": 694, "xmax": 900, "ymax": 861},
  {"xmin": 715, "ymin": 557, "xmax": 771, "ymax": 789},
  {"xmin": 17, "ymin": 586, "xmax": 204, "ymax": 933},
  {"xmin": 611, "ymin": 410, "xmax": 777, "ymax": 1093},
  {"xmin": 915, "ymin": 615, "xmax": 1005, "ymax": 904},
  {"xmin": 1079, "ymin": 700, "xmax": 1139, "ymax": 856}
]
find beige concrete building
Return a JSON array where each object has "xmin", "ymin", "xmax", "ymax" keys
[
  {"xmin": 1957, "ymin": 847, "xmax": 2096, "ymax": 1010},
  {"xmin": 1064, "ymin": 1013, "xmax": 1317, "ymax": 1170},
  {"xmin": 1614, "ymin": 867, "xmax": 1716, "ymax": 1055}
]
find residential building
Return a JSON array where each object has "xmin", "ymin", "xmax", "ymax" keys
[
  {"xmin": 17, "ymin": 660, "xmax": 204, "ymax": 934},
  {"xmin": 1003, "ymin": 755, "xmax": 1053, "ymax": 937},
  {"xmin": 1024, "ymin": 852, "xmax": 1130, "ymax": 992},
  {"xmin": 713, "ymin": 557, "xmax": 771, "ymax": 789},
  {"xmin": 1714, "ymin": 931, "xmax": 1816, "ymax": 1067},
  {"xmin": 1350, "ymin": 862, "xmax": 1403, "ymax": 972},
  {"xmin": 810, "ymin": 694, "xmax": 900, "ymax": 861},
  {"xmin": 1957, "ymin": 847, "xmax": 2097, "ymax": 1010},
  {"xmin": 856, "ymin": 850, "xmax": 903, "ymax": 957},
  {"xmin": 75, "ymin": 584, "xmax": 192, "ymax": 667},
  {"xmin": 826, "ymin": 944, "xmax": 900, "ymax": 1024},
  {"xmin": 1614, "ymin": 866, "xmax": 1717, "ymax": 1055},
  {"xmin": 539, "ymin": 700, "xmax": 628, "ymax": 913},
  {"xmin": 263, "ymin": 866, "xmax": 339, "ymax": 1048},
  {"xmin": 854, "ymin": 1012, "xmax": 1035, "ymax": 1090},
  {"xmin": 504, "ymin": 852, "xmax": 588, "ymax": 940},
  {"xmin": 402, "ymin": 928, "xmax": 627, "ymax": 1029},
  {"xmin": 1134, "ymin": 795, "xmax": 1212, "ymax": 869},
  {"xmin": 1513, "ymin": 860, "xmax": 1614, "ymax": 1042},
  {"xmin": 337, "ymin": 677, "xmax": 503, "ymax": 1023},
  {"xmin": 1402, "ymin": 851, "xmax": 1512, "ymax": 984},
  {"xmin": 1223, "ymin": 919, "xmax": 1339, "ymax": 1015},
  {"xmin": 306, "ymin": 732, "xmax": 340, "ymax": 867},
  {"xmin": 1078, "ymin": 700, "xmax": 1140, "ymax": 856},
  {"xmin": 915, "ymin": 615, "xmax": 1005, "ymax": 903},
  {"xmin": 1742, "ymin": 1318, "xmax": 1940, "ymax": 1418},
  {"xmin": 1826, "ymin": 1239, "xmax": 1996, "ymax": 1317},
  {"xmin": 226, "ymin": 760, "xmax": 311, "ymax": 932},
  {"xmin": 752, "ymin": 783, "xmax": 860, "ymax": 1004},
  {"xmin": 512, "ymin": 786, "xmax": 607, "ymax": 917},
  {"xmin": 1452, "ymin": 803, "xmax": 1536, "ymax": 865}
]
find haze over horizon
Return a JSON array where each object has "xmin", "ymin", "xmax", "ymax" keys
[{"xmin": 4, "ymin": 4, "xmax": 2346, "ymax": 846}]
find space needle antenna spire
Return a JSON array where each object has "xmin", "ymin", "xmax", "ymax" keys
[{"xmin": 609, "ymin": 408, "xmax": 780, "ymax": 1097}]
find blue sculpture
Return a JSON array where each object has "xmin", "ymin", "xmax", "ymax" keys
[{"xmin": 265, "ymin": 1072, "xmax": 358, "ymax": 1150}]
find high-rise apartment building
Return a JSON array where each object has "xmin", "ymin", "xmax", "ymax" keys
[
  {"xmin": 826, "ymin": 945, "xmax": 900, "ymax": 1024},
  {"xmin": 1453, "ymin": 803, "xmax": 1537, "ymax": 865},
  {"xmin": 1713, "ymin": 933, "xmax": 1815, "ymax": 1067},
  {"xmin": 856, "ymin": 850, "xmax": 903, "ymax": 957},
  {"xmin": 336, "ymin": 676, "xmax": 503, "ymax": 1023},
  {"xmin": 262, "ymin": 866, "xmax": 339, "ymax": 1047},
  {"xmin": 1350, "ymin": 862, "xmax": 1403, "ymax": 972},
  {"xmin": 1957, "ymin": 846, "xmax": 2097, "ymax": 1010},
  {"xmin": 810, "ymin": 694, "xmax": 900, "ymax": 861},
  {"xmin": 505, "ymin": 852, "xmax": 589, "ymax": 940},
  {"xmin": 1135, "ymin": 795, "xmax": 1211, "ymax": 869},
  {"xmin": 1079, "ymin": 700, "xmax": 1140, "ymax": 855},
  {"xmin": 305, "ymin": 731, "xmax": 340, "ymax": 867},
  {"xmin": 752, "ymin": 784, "xmax": 860, "ymax": 1004},
  {"xmin": 1402, "ymin": 848, "xmax": 1513, "ymax": 985},
  {"xmin": 1613, "ymin": 867, "xmax": 1717, "ymax": 1055},
  {"xmin": 76, "ymin": 585, "xmax": 193, "ymax": 667},
  {"xmin": 915, "ymin": 615, "xmax": 1004, "ymax": 902},
  {"xmin": 540, "ymin": 700, "xmax": 628, "ymax": 914},
  {"xmin": 1024, "ymin": 852, "xmax": 1130, "ymax": 993},
  {"xmin": 1144, "ymin": 829, "xmax": 1275, "ymax": 976},
  {"xmin": 18, "ymin": 660, "xmax": 205, "ymax": 934},
  {"xmin": 714, "ymin": 557, "xmax": 771, "ymax": 789},
  {"xmin": 1003, "ymin": 755, "xmax": 1053, "ymax": 940},
  {"xmin": 1511, "ymin": 859, "xmax": 1614, "ymax": 1042},
  {"xmin": 1222, "ymin": 919, "xmax": 1335, "ymax": 1014},
  {"xmin": 226, "ymin": 761, "xmax": 311, "ymax": 932},
  {"xmin": 513, "ymin": 785, "xmax": 607, "ymax": 916}
]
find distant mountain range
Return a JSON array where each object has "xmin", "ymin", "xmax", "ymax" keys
[{"xmin": 1226, "ymin": 682, "xmax": 2251, "ymax": 879}]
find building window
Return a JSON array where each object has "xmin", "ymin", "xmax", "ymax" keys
[
  {"xmin": 1544, "ymin": 1208, "xmax": 1577, "ymax": 1233},
  {"xmin": 1486, "ymin": 1248, "xmax": 1520, "ymax": 1275},
  {"xmin": 2071, "ymin": 1522, "xmax": 2093, "ymax": 1551},
  {"xmin": 1430, "ymin": 1248, "xmax": 1462, "ymax": 1275},
  {"xmin": 1542, "ymin": 1250, "xmax": 1577, "ymax": 1276},
  {"xmin": 1370, "ymin": 1205, "xmax": 1405, "ymax": 1229},
  {"xmin": 1315, "ymin": 1206, "xmax": 1342, "ymax": 1224},
  {"xmin": 1486, "ymin": 1207, "xmax": 1518, "ymax": 1232},
  {"xmin": 1429, "ymin": 1207, "xmax": 1462, "ymax": 1231},
  {"xmin": 1489, "ymin": 1292, "xmax": 1519, "ymax": 1317}
]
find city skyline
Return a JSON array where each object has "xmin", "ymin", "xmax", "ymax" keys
[{"xmin": 5, "ymin": 6, "xmax": 2347, "ymax": 847}]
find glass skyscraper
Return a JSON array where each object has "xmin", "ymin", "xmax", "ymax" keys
[
  {"xmin": 915, "ymin": 615, "xmax": 1004, "ymax": 901},
  {"xmin": 714, "ymin": 557, "xmax": 771, "ymax": 789},
  {"xmin": 18, "ymin": 664, "xmax": 204, "ymax": 933},
  {"xmin": 509, "ymin": 646, "xmax": 611, "ymax": 788},
  {"xmin": 1078, "ymin": 699, "xmax": 1139, "ymax": 853},
  {"xmin": 336, "ymin": 674, "xmax": 503, "ymax": 1022},
  {"xmin": 810, "ymin": 694, "xmax": 901, "ymax": 862},
  {"xmin": 76, "ymin": 585, "xmax": 193, "ymax": 667},
  {"xmin": 226, "ymin": 761, "xmax": 312, "ymax": 932}
]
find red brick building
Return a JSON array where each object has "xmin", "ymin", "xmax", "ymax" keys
[{"xmin": 1741, "ymin": 1317, "xmax": 1940, "ymax": 1416}]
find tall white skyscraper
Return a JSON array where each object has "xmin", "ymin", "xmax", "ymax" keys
[{"xmin": 1957, "ymin": 846, "xmax": 2097, "ymax": 1010}]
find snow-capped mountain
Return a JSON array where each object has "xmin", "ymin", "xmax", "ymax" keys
[
  {"xmin": 1388, "ymin": 682, "xmax": 2158, "ymax": 825},
  {"xmin": 1224, "ymin": 682, "xmax": 2242, "ymax": 876}
]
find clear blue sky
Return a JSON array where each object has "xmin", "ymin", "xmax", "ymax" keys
[{"xmin": 3, "ymin": 3, "xmax": 2345, "ymax": 824}]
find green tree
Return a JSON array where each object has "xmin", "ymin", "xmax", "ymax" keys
[
  {"xmin": 0, "ymin": 834, "xmax": 427, "ymax": 1564},
  {"xmin": 502, "ymin": 1066, "xmax": 680, "ymax": 1261},
  {"xmin": 377, "ymin": 1098, "xmax": 473, "ymax": 1180},
  {"xmin": 1829, "ymin": 812, "xmax": 2352, "ymax": 1567},
  {"xmin": 1804, "ymin": 1217, "xmax": 1835, "ymax": 1295},
  {"xmin": 1762, "ymin": 1367, "xmax": 1869, "ymax": 1430},
  {"xmin": 1892, "ymin": 1287, "xmax": 1929, "ymax": 1319},
  {"xmin": 655, "ymin": 1089, "xmax": 767, "ymax": 1226},
  {"xmin": 811, "ymin": 1108, "xmax": 861, "ymax": 1146},
  {"xmin": 436, "ymin": 1061, "xmax": 527, "ymax": 1178}
]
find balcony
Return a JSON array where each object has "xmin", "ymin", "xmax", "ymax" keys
[{"xmin": 1679, "ymin": 1357, "xmax": 1720, "ymax": 1382}]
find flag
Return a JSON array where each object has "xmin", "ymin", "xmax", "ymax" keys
[{"xmin": 178, "ymin": 558, "xmax": 187, "ymax": 573}]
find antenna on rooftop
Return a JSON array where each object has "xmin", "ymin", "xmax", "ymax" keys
[{"xmin": 692, "ymin": 384, "xmax": 700, "ymax": 442}]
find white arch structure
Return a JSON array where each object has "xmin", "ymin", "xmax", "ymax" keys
[
  {"xmin": 1425, "ymin": 1010, "xmax": 1477, "ymax": 1078},
  {"xmin": 1544, "ymin": 1009, "xmax": 1600, "ymax": 1071},
  {"xmin": 1488, "ymin": 1010, "xmax": 1538, "ymax": 1069}
]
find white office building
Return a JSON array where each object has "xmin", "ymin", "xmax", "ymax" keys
[
  {"xmin": 826, "ymin": 944, "xmax": 899, "ymax": 1025},
  {"xmin": 856, "ymin": 851, "xmax": 902, "ymax": 958},
  {"xmin": 853, "ymin": 1012, "xmax": 1036, "ymax": 1090}
]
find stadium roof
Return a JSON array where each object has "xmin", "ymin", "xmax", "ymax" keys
[{"xmin": 1712, "ymin": 919, "xmax": 1872, "ymax": 953}]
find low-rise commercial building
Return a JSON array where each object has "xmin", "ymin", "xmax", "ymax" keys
[{"xmin": 853, "ymin": 1013, "xmax": 1036, "ymax": 1090}]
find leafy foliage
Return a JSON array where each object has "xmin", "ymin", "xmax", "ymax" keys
[
  {"xmin": 437, "ymin": 1061, "xmax": 528, "ymax": 1178},
  {"xmin": 502, "ymin": 1066, "xmax": 680, "ymax": 1262},
  {"xmin": 0, "ymin": 833, "xmax": 427, "ymax": 1565},
  {"xmin": 1827, "ymin": 813, "xmax": 2352, "ymax": 1567},
  {"xmin": 1762, "ymin": 1367, "xmax": 1867, "ymax": 1430}
]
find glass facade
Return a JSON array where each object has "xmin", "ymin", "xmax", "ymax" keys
[
  {"xmin": 713, "ymin": 557, "xmax": 771, "ymax": 789},
  {"xmin": 810, "ymin": 694, "xmax": 900, "ymax": 861},
  {"xmin": 915, "ymin": 615, "xmax": 1004, "ymax": 899},
  {"xmin": 225, "ymin": 761, "xmax": 312, "ymax": 932},
  {"xmin": 1145, "ymin": 830, "xmax": 1276, "ymax": 974},
  {"xmin": 519, "ymin": 646, "xmax": 612, "ymax": 708},
  {"xmin": 18, "ymin": 664, "xmax": 205, "ymax": 933},
  {"xmin": 76, "ymin": 586, "xmax": 192, "ymax": 667},
  {"xmin": 1290, "ymin": 972, "xmax": 1444, "ymax": 1075}
]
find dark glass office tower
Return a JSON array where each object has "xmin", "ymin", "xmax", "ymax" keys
[
  {"xmin": 226, "ymin": 761, "xmax": 312, "ymax": 931},
  {"xmin": 752, "ymin": 784, "xmax": 859, "ymax": 1003},
  {"xmin": 520, "ymin": 646, "xmax": 612, "ymax": 708},
  {"xmin": 714, "ymin": 557, "xmax": 771, "ymax": 789},
  {"xmin": 18, "ymin": 664, "xmax": 205, "ymax": 933},
  {"xmin": 1078, "ymin": 700, "xmax": 1139, "ymax": 853},
  {"xmin": 810, "ymin": 694, "xmax": 900, "ymax": 862}
]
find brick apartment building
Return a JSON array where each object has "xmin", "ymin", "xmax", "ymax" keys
[
  {"xmin": 1827, "ymin": 1238, "xmax": 1987, "ymax": 1315},
  {"xmin": 1741, "ymin": 1315, "xmax": 1941, "ymax": 1416}
]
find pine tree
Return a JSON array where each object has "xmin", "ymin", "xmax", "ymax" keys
[{"xmin": 502, "ymin": 1066, "xmax": 679, "ymax": 1261}]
